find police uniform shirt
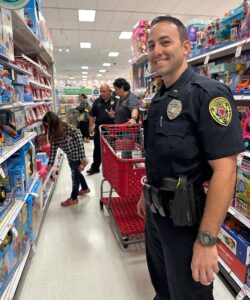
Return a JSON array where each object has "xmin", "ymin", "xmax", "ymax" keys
[
  {"xmin": 145, "ymin": 66, "xmax": 245, "ymax": 188},
  {"xmin": 90, "ymin": 97, "xmax": 117, "ymax": 126},
  {"xmin": 115, "ymin": 91, "xmax": 139, "ymax": 123}
]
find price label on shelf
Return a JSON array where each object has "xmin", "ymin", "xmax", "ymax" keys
[
  {"xmin": 204, "ymin": 54, "xmax": 210, "ymax": 65},
  {"xmin": 0, "ymin": 165, "xmax": 6, "ymax": 179},
  {"xmin": 236, "ymin": 289, "xmax": 246, "ymax": 300},
  {"xmin": 13, "ymin": 108, "xmax": 26, "ymax": 130},
  {"xmin": 235, "ymin": 43, "xmax": 244, "ymax": 58}
]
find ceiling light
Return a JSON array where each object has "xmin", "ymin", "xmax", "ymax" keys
[
  {"xmin": 82, "ymin": 75, "xmax": 88, "ymax": 78},
  {"xmin": 97, "ymin": 74, "xmax": 103, "ymax": 77},
  {"xmin": 58, "ymin": 49, "xmax": 62, "ymax": 52},
  {"xmin": 78, "ymin": 10, "xmax": 96, "ymax": 22},
  {"xmin": 82, "ymin": 71, "xmax": 88, "ymax": 74},
  {"xmin": 128, "ymin": 59, "xmax": 132, "ymax": 63},
  {"xmin": 81, "ymin": 66, "xmax": 89, "ymax": 69},
  {"xmin": 66, "ymin": 49, "xmax": 70, "ymax": 52},
  {"xmin": 80, "ymin": 42, "xmax": 91, "ymax": 48},
  {"xmin": 108, "ymin": 52, "xmax": 119, "ymax": 57},
  {"xmin": 119, "ymin": 31, "xmax": 132, "ymax": 39},
  {"xmin": 69, "ymin": 76, "xmax": 74, "ymax": 79},
  {"xmin": 103, "ymin": 63, "xmax": 111, "ymax": 67},
  {"xmin": 99, "ymin": 70, "xmax": 106, "ymax": 73}
]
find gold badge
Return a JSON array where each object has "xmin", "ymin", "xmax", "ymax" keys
[
  {"xmin": 209, "ymin": 97, "xmax": 232, "ymax": 126},
  {"xmin": 111, "ymin": 101, "xmax": 114, "ymax": 105},
  {"xmin": 167, "ymin": 99, "xmax": 182, "ymax": 120}
]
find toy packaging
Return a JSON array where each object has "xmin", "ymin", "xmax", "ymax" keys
[
  {"xmin": 0, "ymin": 8, "xmax": 14, "ymax": 61},
  {"xmin": 0, "ymin": 110, "xmax": 23, "ymax": 146},
  {"xmin": 131, "ymin": 20, "xmax": 150, "ymax": 62},
  {"xmin": 217, "ymin": 241, "xmax": 250, "ymax": 287},
  {"xmin": 219, "ymin": 216, "xmax": 250, "ymax": 264}
]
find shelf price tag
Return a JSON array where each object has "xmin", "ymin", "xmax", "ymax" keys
[
  {"xmin": 235, "ymin": 43, "xmax": 244, "ymax": 58},
  {"xmin": 13, "ymin": 107, "xmax": 26, "ymax": 130},
  {"xmin": 204, "ymin": 54, "xmax": 210, "ymax": 65},
  {"xmin": 0, "ymin": 165, "xmax": 6, "ymax": 179},
  {"xmin": 236, "ymin": 289, "xmax": 246, "ymax": 300}
]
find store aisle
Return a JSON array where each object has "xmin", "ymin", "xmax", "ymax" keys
[{"xmin": 16, "ymin": 142, "xmax": 234, "ymax": 300}]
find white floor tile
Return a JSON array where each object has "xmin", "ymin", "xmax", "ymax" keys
[{"xmin": 16, "ymin": 140, "xmax": 235, "ymax": 300}]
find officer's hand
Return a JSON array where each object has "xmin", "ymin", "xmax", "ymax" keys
[
  {"xmin": 191, "ymin": 240, "xmax": 219, "ymax": 285},
  {"xmin": 137, "ymin": 193, "xmax": 146, "ymax": 218},
  {"xmin": 89, "ymin": 126, "xmax": 94, "ymax": 134},
  {"xmin": 127, "ymin": 118, "xmax": 137, "ymax": 125}
]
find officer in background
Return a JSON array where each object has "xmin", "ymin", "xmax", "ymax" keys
[
  {"xmin": 87, "ymin": 84, "xmax": 117, "ymax": 175},
  {"xmin": 137, "ymin": 16, "xmax": 245, "ymax": 300}
]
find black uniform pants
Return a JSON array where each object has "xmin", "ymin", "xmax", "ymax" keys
[
  {"xmin": 91, "ymin": 127, "xmax": 101, "ymax": 171},
  {"xmin": 79, "ymin": 121, "xmax": 89, "ymax": 139},
  {"xmin": 145, "ymin": 207, "xmax": 213, "ymax": 300}
]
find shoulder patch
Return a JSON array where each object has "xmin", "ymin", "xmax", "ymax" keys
[{"xmin": 209, "ymin": 97, "xmax": 232, "ymax": 126}]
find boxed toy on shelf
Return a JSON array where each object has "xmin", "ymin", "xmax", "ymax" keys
[
  {"xmin": 0, "ymin": 8, "xmax": 14, "ymax": 61},
  {"xmin": 131, "ymin": 20, "xmax": 150, "ymax": 63}
]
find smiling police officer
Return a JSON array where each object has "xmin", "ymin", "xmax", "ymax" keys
[{"xmin": 137, "ymin": 16, "xmax": 245, "ymax": 300}]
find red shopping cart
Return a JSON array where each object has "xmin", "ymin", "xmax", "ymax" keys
[{"xmin": 100, "ymin": 124, "xmax": 146, "ymax": 248}]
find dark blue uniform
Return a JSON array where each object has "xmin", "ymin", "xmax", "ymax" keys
[
  {"xmin": 90, "ymin": 96, "xmax": 117, "ymax": 171},
  {"xmin": 144, "ymin": 66, "xmax": 244, "ymax": 300}
]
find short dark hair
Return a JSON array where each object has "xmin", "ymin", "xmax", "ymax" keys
[
  {"xmin": 151, "ymin": 15, "xmax": 187, "ymax": 42},
  {"xmin": 113, "ymin": 78, "xmax": 130, "ymax": 91},
  {"xmin": 80, "ymin": 93, "xmax": 87, "ymax": 99}
]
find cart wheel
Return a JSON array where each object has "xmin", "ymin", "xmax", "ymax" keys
[
  {"xmin": 122, "ymin": 237, "xmax": 129, "ymax": 248},
  {"xmin": 99, "ymin": 200, "xmax": 104, "ymax": 210}
]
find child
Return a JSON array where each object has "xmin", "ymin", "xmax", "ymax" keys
[{"xmin": 42, "ymin": 111, "xmax": 90, "ymax": 207}]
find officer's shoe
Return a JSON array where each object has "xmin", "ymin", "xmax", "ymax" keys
[{"xmin": 87, "ymin": 168, "xmax": 100, "ymax": 175}]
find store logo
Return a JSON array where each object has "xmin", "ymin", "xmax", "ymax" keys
[{"xmin": 0, "ymin": 0, "xmax": 29, "ymax": 9}]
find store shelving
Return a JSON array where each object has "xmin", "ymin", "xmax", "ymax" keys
[
  {"xmin": 1, "ymin": 248, "xmax": 31, "ymax": 300},
  {"xmin": 0, "ymin": 174, "xmax": 39, "ymax": 242},
  {"xmin": 228, "ymin": 206, "xmax": 250, "ymax": 229},
  {"xmin": 0, "ymin": 57, "xmax": 32, "ymax": 77},
  {"xmin": 0, "ymin": 132, "xmax": 36, "ymax": 164},
  {"xmin": 29, "ymin": 79, "xmax": 52, "ymax": 90},
  {"xmin": 187, "ymin": 38, "xmax": 250, "ymax": 65},
  {"xmin": 18, "ymin": 54, "xmax": 51, "ymax": 78},
  {"xmin": 11, "ymin": 11, "xmax": 53, "ymax": 65}
]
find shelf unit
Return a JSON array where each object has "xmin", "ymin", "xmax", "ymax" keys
[{"xmin": 187, "ymin": 38, "xmax": 250, "ymax": 66}]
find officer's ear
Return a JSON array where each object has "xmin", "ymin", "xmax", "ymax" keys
[{"xmin": 183, "ymin": 40, "xmax": 191, "ymax": 56}]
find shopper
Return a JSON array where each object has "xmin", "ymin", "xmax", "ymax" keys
[
  {"xmin": 42, "ymin": 111, "xmax": 90, "ymax": 207},
  {"xmin": 87, "ymin": 84, "xmax": 117, "ymax": 175},
  {"xmin": 77, "ymin": 93, "xmax": 90, "ymax": 143},
  {"xmin": 137, "ymin": 16, "xmax": 244, "ymax": 300},
  {"xmin": 113, "ymin": 78, "xmax": 139, "ymax": 124}
]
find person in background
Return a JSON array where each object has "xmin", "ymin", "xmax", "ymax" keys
[
  {"xmin": 113, "ymin": 78, "xmax": 139, "ymax": 125},
  {"xmin": 87, "ymin": 84, "xmax": 117, "ymax": 175},
  {"xmin": 137, "ymin": 15, "xmax": 244, "ymax": 300},
  {"xmin": 77, "ymin": 93, "xmax": 90, "ymax": 143},
  {"xmin": 42, "ymin": 111, "xmax": 90, "ymax": 207}
]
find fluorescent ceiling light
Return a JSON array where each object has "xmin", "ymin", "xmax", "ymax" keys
[
  {"xmin": 69, "ymin": 76, "xmax": 74, "ymax": 79},
  {"xmin": 80, "ymin": 42, "xmax": 91, "ymax": 49},
  {"xmin": 81, "ymin": 66, "xmax": 89, "ymax": 69},
  {"xmin": 119, "ymin": 31, "xmax": 132, "ymax": 39},
  {"xmin": 97, "ymin": 74, "xmax": 103, "ymax": 77},
  {"xmin": 78, "ymin": 10, "xmax": 96, "ymax": 22},
  {"xmin": 108, "ymin": 52, "xmax": 119, "ymax": 57},
  {"xmin": 82, "ymin": 75, "xmax": 88, "ymax": 78},
  {"xmin": 82, "ymin": 71, "xmax": 88, "ymax": 74},
  {"xmin": 128, "ymin": 59, "xmax": 132, "ymax": 63},
  {"xmin": 58, "ymin": 49, "xmax": 62, "ymax": 52},
  {"xmin": 99, "ymin": 70, "xmax": 106, "ymax": 73},
  {"xmin": 66, "ymin": 49, "xmax": 70, "ymax": 52},
  {"xmin": 103, "ymin": 63, "xmax": 111, "ymax": 67}
]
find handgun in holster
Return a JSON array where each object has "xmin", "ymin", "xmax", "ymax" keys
[
  {"xmin": 169, "ymin": 175, "xmax": 199, "ymax": 226},
  {"xmin": 143, "ymin": 183, "xmax": 157, "ymax": 214}
]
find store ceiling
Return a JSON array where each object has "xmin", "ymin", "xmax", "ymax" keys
[{"xmin": 43, "ymin": 0, "xmax": 242, "ymax": 87}]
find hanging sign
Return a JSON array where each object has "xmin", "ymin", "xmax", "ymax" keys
[{"xmin": 0, "ymin": 0, "xmax": 30, "ymax": 10}]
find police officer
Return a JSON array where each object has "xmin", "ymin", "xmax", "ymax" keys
[
  {"xmin": 87, "ymin": 84, "xmax": 117, "ymax": 175},
  {"xmin": 137, "ymin": 16, "xmax": 245, "ymax": 300}
]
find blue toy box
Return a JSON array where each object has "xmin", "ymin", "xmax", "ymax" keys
[
  {"xmin": 219, "ymin": 216, "xmax": 250, "ymax": 265},
  {"xmin": 26, "ymin": 179, "xmax": 43, "ymax": 244},
  {"xmin": 24, "ymin": 0, "xmax": 42, "ymax": 39}
]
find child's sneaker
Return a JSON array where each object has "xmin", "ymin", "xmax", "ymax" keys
[
  {"xmin": 61, "ymin": 198, "xmax": 78, "ymax": 207},
  {"xmin": 78, "ymin": 188, "xmax": 90, "ymax": 196}
]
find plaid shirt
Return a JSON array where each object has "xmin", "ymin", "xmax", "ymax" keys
[
  {"xmin": 48, "ymin": 126, "xmax": 85, "ymax": 166},
  {"xmin": 78, "ymin": 99, "xmax": 90, "ymax": 120}
]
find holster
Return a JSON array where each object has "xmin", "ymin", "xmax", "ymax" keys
[{"xmin": 169, "ymin": 175, "xmax": 199, "ymax": 226}]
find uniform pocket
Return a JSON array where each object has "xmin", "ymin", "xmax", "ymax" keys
[{"xmin": 155, "ymin": 121, "xmax": 199, "ymax": 160}]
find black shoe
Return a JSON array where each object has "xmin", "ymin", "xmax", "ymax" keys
[{"xmin": 87, "ymin": 169, "xmax": 100, "ymax": 175}]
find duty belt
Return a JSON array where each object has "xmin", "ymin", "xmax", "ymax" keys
[{"xmin": 143, "ymin": 176, "xmax": 201, "ymax": 226}]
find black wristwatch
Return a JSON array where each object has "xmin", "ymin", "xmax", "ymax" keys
[{"xmin": 197, "ymin": 231, "xmax": 219, "ymax": 246}]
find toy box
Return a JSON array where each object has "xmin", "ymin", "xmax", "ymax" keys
[
  {"xmin": 0, "ymin": 8, "xmax": 14, "ymax": 61},
  {"xmin": 235, "ymin": 153, "xmax": 250, "ymax": 216},
  {"xmin": 217, "ymin": 242, "xmax": 250, "ymax": 286},
  {"xmin": 219, "ymin": 217, "xmax": 250, "ymax": 264},
  {"xmin": 24, "ymin": 0, "xmax": 42, "ymax": 39},
  {"xmin": 26, "ymin": 179, "xmax": 43, "ymax": 244}
]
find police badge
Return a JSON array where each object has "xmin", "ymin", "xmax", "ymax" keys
[{"xmin": 167, "ymin": 99, "xmax": 182, "ymax": 120}]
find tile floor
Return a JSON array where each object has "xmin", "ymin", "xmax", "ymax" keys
[{"xmin": 16, "ymin": 141, "xmax": 235, "ymax": 300}]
